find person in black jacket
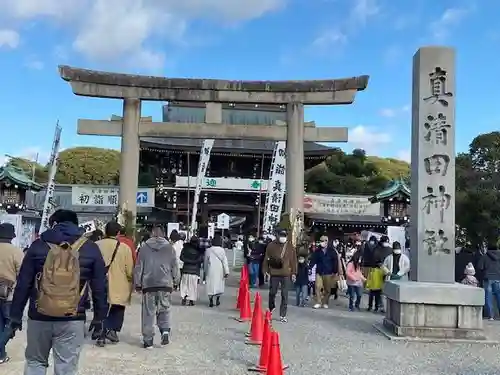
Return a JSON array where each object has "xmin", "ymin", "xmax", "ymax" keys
[
  {"xmin": 179, "ymin": 236, "xmax": 204, "ymax": 306},
  {"xmin": 477, "ymin": 242, "xmax": 500, "ymax": 320},
  {"xmin": 8, "ymin": 209, "xmax": 107, "ymax": 374},
  {"xmin": 247, "ymin": 235, "xmax": 264, "ymax": 287}
]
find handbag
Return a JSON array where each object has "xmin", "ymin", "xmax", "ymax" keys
[
  {"xmin": 267, "ymin": 242, "xmax": 288, "ymax": 269},
  {"xmin": 337, "ymin": 277, "xmax": 348, "ymax": 292},
  {"xmin": 0, "ymin": 278, "xmax": 14, "ymax": 300}
]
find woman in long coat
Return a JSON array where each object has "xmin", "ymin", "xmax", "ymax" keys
[{"xmin": 204, "ymin": 234, "xmax": 230, "ymax": 307}]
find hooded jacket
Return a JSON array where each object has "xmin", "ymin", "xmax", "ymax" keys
[
  {"xmin": 134, "ymin": 237, "xmax": 180, "ymax": 292},
  {"xmin": 9, "ymin": 222, "xmax": 108, "ymax": 322},
  {"xmin": 478, "ymin": 249, "xmax": 500, "ymax": 281}
]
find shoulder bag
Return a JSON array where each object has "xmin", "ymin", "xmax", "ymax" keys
[
  {"xmin": 106, "ymin": 240, "xmax": 121, "ymax": 273},
  {"xmin": 267, "ymin": 242, "xmax": 288, "ymax": 269}
]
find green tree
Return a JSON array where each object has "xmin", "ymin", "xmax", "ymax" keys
[
  {"xmin": 305, "ymin": 148, "xmax": 410, "ymax": 195},
  {"xmin": 456, "ymin": 132, "xmax": 500, "ymax": 246},
  {"xmin": 56, "ymin": 147, "xmax": 120, "ymax": 185}
]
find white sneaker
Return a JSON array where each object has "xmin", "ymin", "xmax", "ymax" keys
[
  {"xmin": 322, "ymin": 304, "xmax": 329, "ymax": 309},
  {"xmin": 313, "ymin": 304, "xmax": 321, "ymax": 309}
]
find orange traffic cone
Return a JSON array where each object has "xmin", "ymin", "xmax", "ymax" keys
[
  {"xmin": 248, "ymin": 311, "xmax": 272, "ymax": 372},
  {"xmin": 236, "ymin": 277, "xmax": 245, "ymax": 310},
  {"xmin": 241, "ymin": 264, "xmax": 249, "ymax": 282},
  {"xmin": 267, "ymin": 331, "xmax": 289, "ymax": 374},
  {"xmin": 236, "ymin": 284, "xmax": 252, "ymax": 322},
  {"xmin": 245, "ymin": 292, "xmax": 264, "ymax": 345}
]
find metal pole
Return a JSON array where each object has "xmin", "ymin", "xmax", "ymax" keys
[
  {"xmin": 256, "ymin": 152, "xmax": 265, "ymax": 238},
  {"xmin": 187, "ymin": 151, "xmax": 191, "ymax": 230}
]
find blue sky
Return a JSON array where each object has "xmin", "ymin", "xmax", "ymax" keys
[{"xmin": 0, "ymin": 0, "xmax": 498, "ymax": 165}]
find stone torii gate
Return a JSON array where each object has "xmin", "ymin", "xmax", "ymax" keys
[{"xmin": 59, "ymin": 66, "xmax": 369, "ymax": 229}]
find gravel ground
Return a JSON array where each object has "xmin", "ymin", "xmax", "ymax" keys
[{"xmin": 3, "ymin": 286, "xmax": 500, "ymax": 375}]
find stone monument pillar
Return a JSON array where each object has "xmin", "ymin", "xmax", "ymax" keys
[
  {"xmin": 379, "ymin": 47, "xmax": 486, "ymax": 341},
  {"xmin": 119, "ymin": 98, "xmax": 141, "ymax": 218}
]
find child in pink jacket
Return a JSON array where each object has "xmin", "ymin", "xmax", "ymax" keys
[{"xmin": 346, "ymin": 250, "xmax": 366, "ymax": 311}]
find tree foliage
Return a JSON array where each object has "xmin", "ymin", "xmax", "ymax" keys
[
  {"xmin": 456, "ymin": 132, "xmax": 500, "ymax": 247},
  {"xmin": 305, "ymin": 148, "xmax": 410, "ymax": 195},
  {"xmin": 55, "ymin": 147, "xmax": 120, "ymax": 185}
]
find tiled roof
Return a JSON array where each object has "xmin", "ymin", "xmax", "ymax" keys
[
  {"xmin": 369, "ymin": 179, "xmax": 410, "ymax": 203},
  {"xmin": 0, "ymin": 166, "xmax": 43, "ymax": 190},
  {"xmin": 140, "ymin": 138, "xmax": 334, "ymax": 154}
]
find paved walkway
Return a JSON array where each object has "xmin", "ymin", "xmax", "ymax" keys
[{"xmin": 4, "ymin": 286, "xmax": 500, "ymax": 375}]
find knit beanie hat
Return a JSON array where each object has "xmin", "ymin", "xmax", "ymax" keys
[{"xmin": 464, "ymin": 262, "xmax": 475, "ymax": 276}]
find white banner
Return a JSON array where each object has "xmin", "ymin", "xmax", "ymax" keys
[
  {"xmin": 189, "ymin": 139, "xmax": 214, "ymax": 236},
  {"xmin": 262, "ymin": 141, "xmax": 286, "ymax": 234},
  {"xmin": 39, "ymin": 124, "xmax": 62, "ymax": 234}
]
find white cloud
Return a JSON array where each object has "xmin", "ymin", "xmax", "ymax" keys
[
  {"xmin": 0, "ymin": 0, "xmax": 284, "ymax": 69},
  {"xmin": 312, "ymin": 0, "xmax": 380, "ymax": 49},
  {"xmin": 379, "ymin": 104, "xmax": 409, "ymax": 118},
  {"xmin": 25, "ymin": 58, "xmax": 44, "ymax": 70},
  {"xmin": 430, "ymin": 7, "xmax": 470, "ymax": 41},
  {"xmin": 396, "ymin": 149, "xmax": 411, "ymax": 163},
  {"xmin": 349, "ymin": 125, "xmax": 391, "ymax": 154},
  {"xmin": 0, "ymin": 29, "xmax": 20, "ymax": 48}
]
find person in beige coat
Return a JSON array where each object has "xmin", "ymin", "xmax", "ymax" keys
[
  {"xmin": 0, "ymin": 223, "xmax": 23, "ymax": 364},
  {"xmin": 95, "ymin": 221, "xmax": 134, "ymax": 345}
]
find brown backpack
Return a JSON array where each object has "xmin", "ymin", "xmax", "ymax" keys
[{"xmin": 36, "ymin": 236, "xmax": 87, "ymax": 317}]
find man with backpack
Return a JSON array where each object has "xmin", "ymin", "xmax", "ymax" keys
[
  {"xmin": 7, "ymin": 209, "xmax": 108, "ymax": 374},
  {"xmin": 95, "ymin": 221, "xmax": 134, "ymax": 346}
]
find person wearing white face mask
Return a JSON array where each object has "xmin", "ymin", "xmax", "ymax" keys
[
  {"xmin": 381, "ymin": 241, "xmax": 410, "ymax": 281},
  {"xmin": 262, "ymin": 230, "xmax": 297, "ymax": 323},
  {"xmin": 309, "ymin": 235, "xmax": 339, "ymax": 309}
]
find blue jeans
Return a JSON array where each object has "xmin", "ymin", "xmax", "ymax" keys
[
  {"xmin": 0, "ymin": 300, "xmax": 11, "ymax": 359},
  {"xmin": 249, "ymin": 262, "xmax": 260, "ymax": 287},
  {"xmin": 347, "ymin": 285, "xmax": 363, "ymax": 310},
  {"xmin": 484, "ymin": 280, "xmax": 500, "ymax": 318},
  {"xmin": 295, "ymin": 285, "xmax": 308, "ymax": 306}
]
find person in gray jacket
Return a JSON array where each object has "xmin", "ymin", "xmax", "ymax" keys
[{"xmin": 134, "ymin": 225, "xmax": 180, "ymax": 349}]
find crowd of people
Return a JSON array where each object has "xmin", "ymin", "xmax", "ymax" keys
[
  {"xmin": 0, "ymin": 209, "xmax": 499, "ymax": 374},
  {"xmin": 0, "ymin": 209, "xmax": 231, "ymax": 373}
]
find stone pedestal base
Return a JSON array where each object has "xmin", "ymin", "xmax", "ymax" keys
[{"xmin": 380, "ymin": 281, "xmax": 487, "ymax": 341}]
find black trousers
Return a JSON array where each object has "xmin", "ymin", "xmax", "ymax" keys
[
  {"xmin": 368, "ymin": 290, "xmax": 382, "ymax": 310},
  {"xmin": 104, "ymin": 304, "xmax": 126, "ymax": 332},
  {"xmin": 269, "ymin": 276, "xmax": 289, "ymax": 317},
  {"xmin": 258, "ymin": 259, "xmax": 265, "ymax": 286}
]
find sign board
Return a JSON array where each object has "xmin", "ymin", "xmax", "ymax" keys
[
  {"xmin": 176, "ymin": 176, "xmax": 269, "ymax": 192},
  {"xmin": 208, "ymin": 222, "xmax": 215, "ymax": 239},
  {"xmin": 167, "ymin": 222, "xmax": 180, "ymax": 238},
  {"xmin": 217, "ymin": 213, "xmax": 230, "ymax": 230},
  {"xmin": 0, "ymin": 213, "xmax": 22, "ymax": 248},
  {"xmin": 303, "ymin": 194, "xmax": 381, "ymax": 216},
  {"xmin": 79, "ymin": 220, "xmax": 96, "ymax": 234},
  {"xmin": 71, "ymin": 186, "xmax": 155, "ymax": 207}
]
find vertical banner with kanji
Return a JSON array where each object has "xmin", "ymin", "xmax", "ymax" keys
[
  {"xmin": 39, "ymin": 123, "xmax": 62, "ymax": 234},
  {"xmin": 189, "ymin": 139, "xmax": 214, "ymax": 237},
  {"xmin": 262, "ymin": 141, "xmax": 286, "ymax": 234}
]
